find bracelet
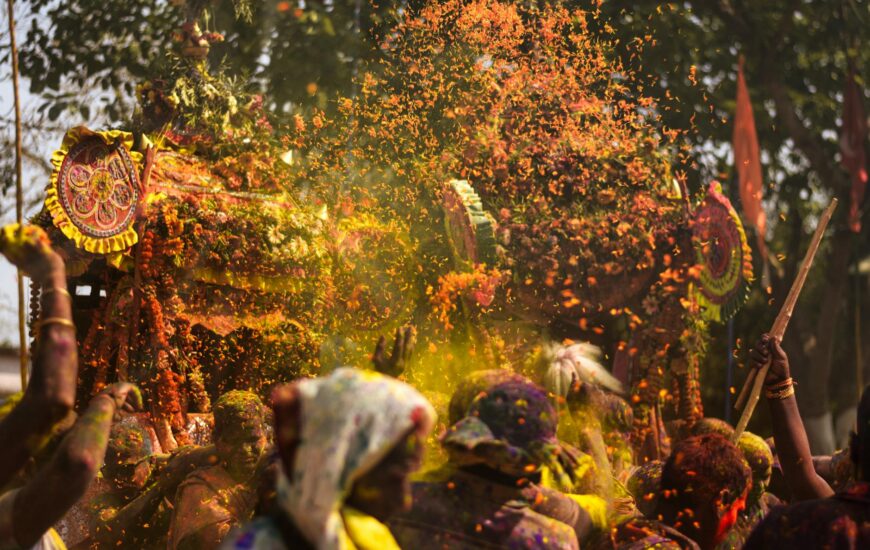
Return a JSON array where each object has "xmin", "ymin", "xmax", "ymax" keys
[
  {"xmin": 41, "ymin": 287, "xmax": 72, "ymax": 300},
  {"xmin": 765, "ymin": 384, "xmax": 795, "ymax": 400},
  {"xmin": 38, "ymin": 317, "xmax": 76, "ymax": 331},
  {"xmin": 765, "ymin": 377, "xmax": 794, "ymax": 391}
]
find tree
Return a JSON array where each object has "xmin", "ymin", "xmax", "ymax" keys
[
  {"xmin": 592, "ymin": 0, "xmax": 869, "ymax": 451},
  {"xmin": 16, "ymin": 0, "xmax": 402, "ymax": 122}
]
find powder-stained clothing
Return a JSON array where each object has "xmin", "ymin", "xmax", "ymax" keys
[
  {"xmin": 169, "ymin": 465, "xmax": 257, "ymax": 549},
  {"xmin": 389, "ymin": 468, "xmax": 582, "ymax": 549},
  {"xmin": 716, "ymin": 492, "xmax": 780, "ymax": 550},
  {"xmin": 607, "ymin": 517, "xmax": 700, "ymax": 550},
  {"xmin": 222, "ymin": 507, "xmax": 399, "ymax": 550},
  {"xmin": 223, "ymin": 368, "xmax": 435, "ymax": 550},
  {"xmin": 743, "ymin": 481, "xmax": 870, "ymax": 549}
]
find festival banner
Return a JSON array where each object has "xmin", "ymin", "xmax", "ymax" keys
[
  {"xmin": 840, "ymin": 67, "xmax": 868, "ymax": 233},
  {"xmin": 732, "ymin": 58, "xmax": 768, "ymax": 262}
]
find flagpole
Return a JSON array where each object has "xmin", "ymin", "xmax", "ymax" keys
[{"xmin": 5, "ymin": 0, "xmax": 27, "ymax": 389}]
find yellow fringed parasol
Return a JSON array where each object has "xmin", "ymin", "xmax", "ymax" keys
[{"xmin": 45, "ymin": 127, "xmax": 144, "ymax": 255}]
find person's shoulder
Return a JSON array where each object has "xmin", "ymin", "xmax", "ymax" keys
[
  {"xmin": 174, "ymin": 464, "xmax": 233, "ymax": 503},
  {"xmin": 408, "ymin": 474, "xmax": 480, "ymax": 505},
  {"xmin": 393, "ymin": 479, "xmax": 457, "ymax": 524},
  {"xmin": 513, "ymin": 506, "xmax": 580, "ymax": 549},
  {"xmin": 745, "ymin": 493, "xmax": 870, "ymax": 549},
  {"xmin": 179, "ymin": 464, "xmax": 230, "ymax": 487},
  {"xmin": 611, "ymin": 517, "xmax": 699, "ymax": 550},
  {"xmin": 768, "ymin": 493, "xmax": 868, "ymax": 523}
]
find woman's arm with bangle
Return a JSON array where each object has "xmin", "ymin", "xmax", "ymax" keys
[{"xmin": 0, "ymin": 225, "xmax": 78, "ymax": 487}]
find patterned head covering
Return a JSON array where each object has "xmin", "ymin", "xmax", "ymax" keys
[
  {"xmin": 106, "ymin": 417, "xmax": 153, "ymax": 466},
  {"xmin": 278, "ymin": 368, "xmax": 435, "ymax": 550},
  {"xmin": 690, "ymin": 417, "xmax": 735, "ymax": 439},
  {"xmin": 626, "ymin": 460, "xmax": 664, "ymax": 518},
  {"xmin": 737, "ymin": 431, "xmax": 773, "ymax": 505},
  {"xmin": 447, "ymin": 369, "xmax": 528, "ymax": 425},
  {"xmin": 442, "ymin": 378, "xmax": 568, "ymax": 481}
]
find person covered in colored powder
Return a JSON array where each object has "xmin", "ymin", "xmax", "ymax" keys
[
  {"xmin": 169, "ymin": 390, "xmax": 269, "ymax": 549},
  {"xmin": 0, "ymin": 224, "xmax": 143, "ymax": 550},
  {"xmin": 390, "ymin": 375, "xmax": 593, "ymax": 549},
  {"xmin": 716, "ymin": 431, "xmax": 780, "ymax": 549},
  {"xmin": 55, "ymin": 419, "xmax": 157, "ymax": 548},
  {"xmin": 744, "ymin": 335, "xmax": 870, "ymax": 548},
  {"xmin": 609, "ymin": 433, "xmax": 751, "ymax": 550},
  {"xmin": 76, "ymin": 419, "xmax": 217, "ymax": 548},
  {"xmin": 0, "ymin": 382, "xmax": 142, "ymax": 550},
  {"xmin": 222, "ymin": 367, "xmax": 436, "ymax": 550},
  {"xmin": 625, "ymin": 460, "xmax": 664, "ymax": 519}
]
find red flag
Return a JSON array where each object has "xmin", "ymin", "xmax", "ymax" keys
[
  {"xmin": 732, "ymin": 57, "xmax": 768, "ymax": 262},
  {"xmin": 840, "ymin": 67, "xmax": 868, "ymax": 233}
]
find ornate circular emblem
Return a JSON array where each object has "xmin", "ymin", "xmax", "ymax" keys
[
  {"xmin": 442, "ymin": 179, "xmax": 497, "ymax": 267},
  {"xmin": 57, "ymin": 137, "xmax": 140, "ymax": 238},
  {"xmin": 691, "ymin": 182, "xmax": 753, "ymax": 321}
]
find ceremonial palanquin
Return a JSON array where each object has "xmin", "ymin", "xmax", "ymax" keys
[
  {"xmin": 33, "ymin": 124, "xmax": 417, "ymax": 450},
  {"xmin": 29, "ymin": 0, "xmax": 755, "ymax": 455},
  {"xmin": 335, "ymin": 0, "xmax": 755, "ymax": 457}
]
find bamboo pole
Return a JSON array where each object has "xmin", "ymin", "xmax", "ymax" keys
[
  {"xmin": 733, "ymin": 198, "xmax": 838, "ymax": 441},
  {"xmin": 5, "ymin": 0, "xmax": 27, "ymax": 389}
]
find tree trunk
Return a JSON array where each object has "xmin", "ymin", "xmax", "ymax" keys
[{"xmin": 791, "ymin": 230, "xmax": 853, "ymax": 453}]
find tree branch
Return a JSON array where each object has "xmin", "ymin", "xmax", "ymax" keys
[
  {"xmin": 708, "ymin": 0, "xmax": 848, "ymax": 196},
  {"xmin": 761, "ymin": 75, "xmax": 843, "ymax": 192}
]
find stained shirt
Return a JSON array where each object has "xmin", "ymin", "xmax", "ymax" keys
[
  {"xmin": 168, "ymin": 465, "xmax": 257, "ymax": 550},
  {"xmin": 743, "ymin": 481, "xmax": 870, "ymax": 550},
  {"xmin": 389, "ymin": 468, "xmax": 581, "ymax": 549},
  {"xmin": 716, "ymin": 492, "xmax": 780, "ymax": 550}
]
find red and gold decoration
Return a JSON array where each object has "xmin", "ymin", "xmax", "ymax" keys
[
  {"xmin": 45, "ymin": 127, "xmax": 142, "ymax": 254},
  {"xmin": 442, "ymin": 179, "xmax": 498, "ymax": 268},
  {"xmin": 30, "ymin": 0, "xmax": 760, "ymax": 457},
  {"xmin": 690, "ymin": 181, "xmax": 753, "ymax": 322}
]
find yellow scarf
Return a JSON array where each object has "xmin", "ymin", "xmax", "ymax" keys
[{"xmin": 339, "ymin": 507, "xmax": 401, "ymax": 550}]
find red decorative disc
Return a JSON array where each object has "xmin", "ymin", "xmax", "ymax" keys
[
  {"xmin": 57, "ymin": 137, "xmax": 140, "ymax": 238},
  {"xmin": 691, "ymin": 182, "xmax": 752, "ymax": 321}
]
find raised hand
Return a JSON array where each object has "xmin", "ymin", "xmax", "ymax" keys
[
  {"xmin": 749, "ymin": 334, "xmax": 791, "ymax": 385},
  {"xmin": 0, "ymin": 224, "xmax": 62, "ymax": 282},
  {"xmin": 97, "ymin": 382, "xmax": 143, "ymax": 418},
  {"xmin": 372, "ymin": 326, "xmax": 415, "ymax": 377}
]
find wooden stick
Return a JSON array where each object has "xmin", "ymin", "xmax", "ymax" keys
[
  {"xmin": 733, "ymin": 360, "xmax": 757, "ymax": 412},
  {"xmin": 732, "ymin": 199, "xmax": 838, "ymax": 441}
]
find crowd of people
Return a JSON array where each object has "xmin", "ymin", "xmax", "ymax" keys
[{"xmin": 0, "ymin": 223, "xmax": 868, "ymax": 550}]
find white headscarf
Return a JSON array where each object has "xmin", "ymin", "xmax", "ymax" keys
[
  {"xmin": 543, "ymin": 342, "xmax": 624, "ymax": 397},
  {"xmin": 279, "ymin": 367, "xmax": 435, "ymax": 550}
]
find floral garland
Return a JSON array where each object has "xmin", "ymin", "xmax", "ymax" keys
[{"xmin": 428, "ymin": 265, "xmax": 504, "ymax": 330}]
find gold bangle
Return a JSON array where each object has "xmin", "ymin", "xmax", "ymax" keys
[
  {"xmin": 765, "ymin": 385, "xmax": 795, "ymax": 400},
  {"xmin": 765, "ymin": 377, "xmax": 794, "ymax": 391},
  {"xmin": 41, "ymin": 287, "xmax": 72, "ymax": 300},
  {"xmin": 38, "ymin": 317, "xmax": 76, "ymax": 331}
]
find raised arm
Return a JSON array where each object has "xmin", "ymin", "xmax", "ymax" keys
[
  {"xmin": 4, "ymin": 383, "xmax": 141, "ymax": 548},
  {"xmin": 372, "ymin": 326, "xmax": 414, "ymax": 378},
  {"xmin": 0, "ymin": 224, "xmax": 78, "ymax": 487},
  {"xmin": 751, "ymin": 335, "xmax": 833, "ymax": 500}
]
